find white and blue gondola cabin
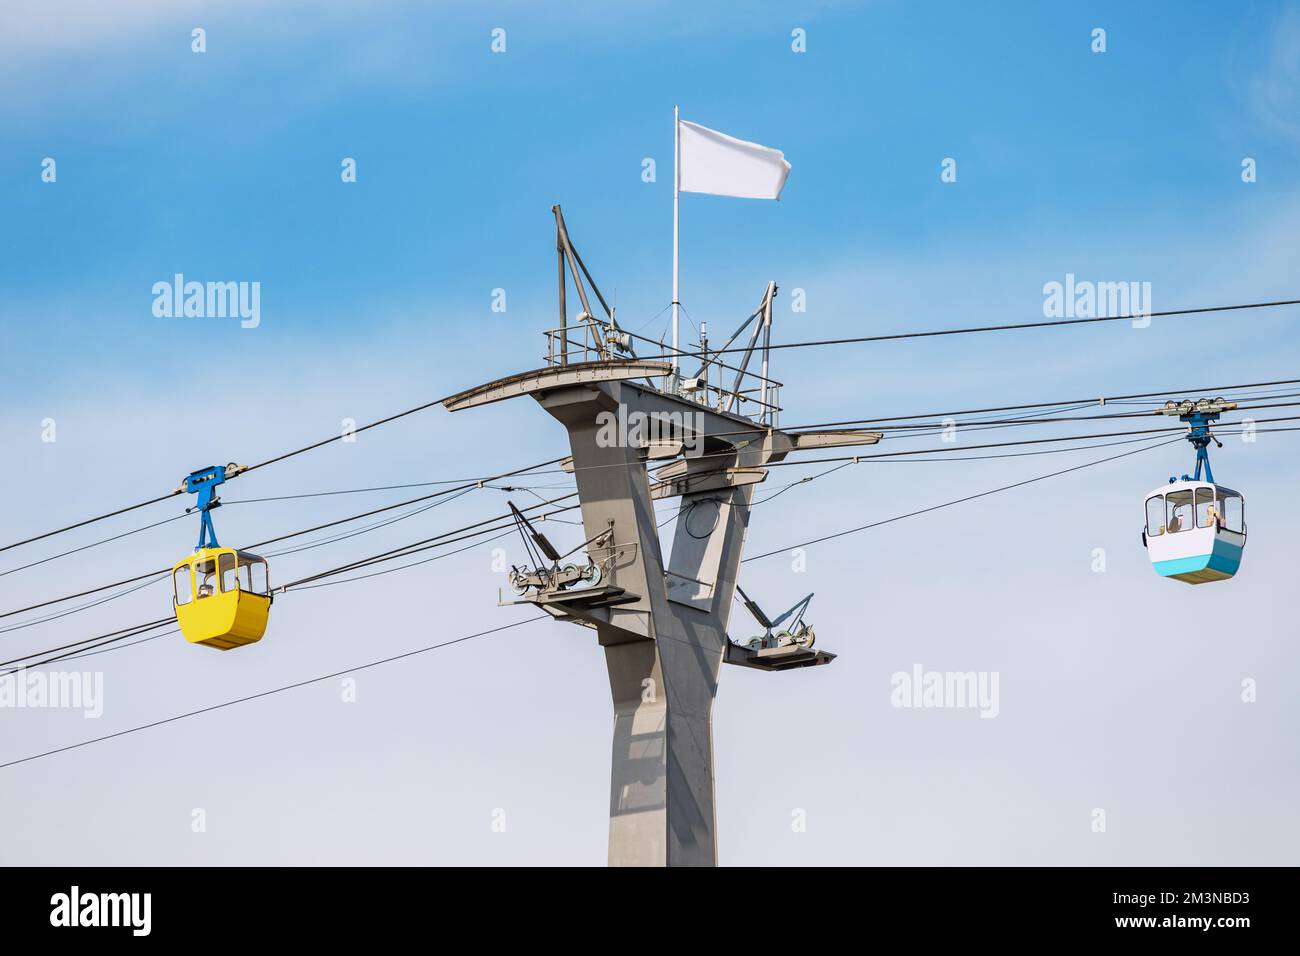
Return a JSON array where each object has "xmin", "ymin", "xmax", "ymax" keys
[{"xmin": 1143, "ymin": 480, "xmax": 1246, "ymax": 584}]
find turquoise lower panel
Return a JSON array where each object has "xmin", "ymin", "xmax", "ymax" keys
[
  {"xmin": 1154, "ymin": 555, "xmax": 1212, "ymax": 576},
  {"xmin": 1208, "ymin": 539, "xmax": 1244, "ymax": 576},
  {"xmin": 1153, "ymin": 539, "xmax": 1243, "ymax": 579}
]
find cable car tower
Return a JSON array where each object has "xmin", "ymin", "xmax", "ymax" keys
[{"xmin": 443, "ymin": 207, "xmax": 880, "ymax": 866}]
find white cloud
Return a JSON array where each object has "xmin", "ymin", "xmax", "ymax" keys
[
  {"xmin": 0, "ymin": 0, "xmax": 266, "ymax": 61},
  {"xmin": 1249, "ymin": 6, "xmax": 1300, "ymax": 145}
]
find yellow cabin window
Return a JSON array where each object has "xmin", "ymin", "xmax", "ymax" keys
[
  {"xmin": 219, "ymin": 551, "xmax": 237, "ymax": 592},
  {"xmin": 173, "ymin": 565, "xmax": 193, "ymax": 605}
]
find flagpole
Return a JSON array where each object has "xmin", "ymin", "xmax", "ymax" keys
[{"xmin": 672, "ymin": 104, "xmax": 680, "ymax": 382}]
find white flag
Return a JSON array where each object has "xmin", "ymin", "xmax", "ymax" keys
[{"xmin": 678, "ymin": 120, "xmax": 791, "ymax": 200}]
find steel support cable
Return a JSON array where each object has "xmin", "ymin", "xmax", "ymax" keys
[
  {"xmin": 743, "ymin": 436, "xmax": 1186, "ymax": 562},
  {"xmin": 0, "ymin": 616, "xmax": 548, "ymax": 772},
  {"xmin": 10, "ymin": 369, "xmax": 1300, "ymax": 624},
  {"xmin": 744, "ymin": 414, "xmax": 1300, "ymax": 471},
  {"xmin": 0, "ymin": 477, "xmax": 575, "ymax": 580},
  {"xmin": 0, "ymin": 492, "xmax": 184, "ymax": 557},
  {"xmin": 57, "ymin": 629, "xmax": 177, "ymax": 665},
  {"xmin": 277, "ymin": 497, "xmax": 584, "ymax": 591},
  {"xmin": 746, "ymin": 430, "xmax": 1179, "ymax": 508},
  {"xmin": 0, "ymin": 505, "xmax": 553, "ymax": 630},
  {"xmin": 843, "ymin": 398, "xmax": 1300, "ymax": 435},
  {"xmin": 843, "ymin": 399, "xmax": 1300, "ymax": 447},
  {"xmin": 0, "ymin": 460, "xmax": 567, "ymax": 621},
  {"xmin": 283, "ymin": 428, "xmax": 1195, "ymax": 591},
  {"xmin": 807, "ymin": 431, "xmax": 1181, "ymax": 464},
  {"xmin": 5, "ymin": 295, "xmax": 1294, "ymax": 557},
  {"xmin": 286, "ymin": 529, "xmax": 518, "ymax": 592},
  {"xmin": 8, "ymin": 387, "xmax": 1264, "ymax": 585},
  {"xmin": 702, "ymin": 391, "xmax": 1300, "ymax": 443},
  {"xmin": 513, "ymin": 412, "xmax": 1300, "ymax": 483},
  {"xmin": 0, "ymin": 512, "xmax": 191, "ymax": 580},
  {"xmin": 5, "ymin": 518, "xmax": 546, "ymax": 669},
  {"xmin": 259, "ymin": 487, "xmax": 477, "ymax": 559},
  {"xmin": 639, "ymin": 298, "xmax": 1300, "ymax": 362},
  {"xmin": 0, "ymin": 572, "xmax": 171, "ymax": 631},
  {"xmin": 701, "ymin": 377, "xmax": 1300, "ymax": 444},
  {"xmin": 0, "ymin": 487, "xmax": 494, "ymax": 624},
  {"xmin": 1, "ymin": 622, "xmax": 175, "ymax": 673},
  {"xmin": 5, "ymin": 363, "xmax": 1294, "ymax": 558},
  {"xmin": 8, "ymin": 411, "xmax": 1299, "ymax": 624},
  {"xmin": 4, "ymin": 423, "xmax": 1288, "ymax": 770},
  {"xmin": 0, "ymin": 385, "xmax": 562, "ymax": 554},
  {"xmin": 227, "ymin": 476, "xmax": 571, "ymax": 504},
  {"xmin": 10, "ymin": 418, "xmax": 1291, "ymax": 643},
  {"xmin": 238, "ymin": 458, "xmax": 565, "ymax": 551},
  {"xmin": 14, "ymin": 425, "xmax": 1298, "ymax": 672},
  {"xmin": 818, "ymin": 377, "xmax": 1300, "ymax": 425},
  {"xmin": 0, "ymin": 618, "xmax": 174, "ymax": 672},
  {"xmin": 224, "ymin": 420, "xmax": 1300, "ymax": 597}
]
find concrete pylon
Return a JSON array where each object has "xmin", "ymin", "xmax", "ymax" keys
[
  {"xmin": 443, "ymin": 358, "xmax": 856, "ymax": 865},
  {"xmin": 534, "ymin": 378, "xmax": 782, "ymax": 866}
]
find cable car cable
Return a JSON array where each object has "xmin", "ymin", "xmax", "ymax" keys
[
  {"xmin": 0, "ymin": 427, "xmax": 1277, "ymax": 767},
  {"xmin": 259, "ymin": 487, "xmax": 477, "ymax": 559},
  {"xmin": 286, "ymin": 529, "xmax": 518, "ymax": 593},
  {"xmin": 24, "ymin": 417, "xmax": 1286, "ymax": 636},
  {"xmin": 740, "ymin": 376, "xmax": 1300, "ymax": 434},
  {"xmin": 277, "ymin": 501, "xmax": 583, "ymax": 591},
  {"xmin": 0, "ymin": 618, "xmax": 174, "ymax": 672},
  {"xmin": 517, "ymin": 409, "xmax": 1300, "ymax": 483},
  {"xmin": 0, "ymin": 475, "xmax": 574, "ymax": 580},
  {"xmin": 0, "ymin": 460, "xmax": 571, "ymax": 621},
  {"xmin": 0, "ymin": 619, "xmax": 175, "ymax": 674},
  {"xmin": 863, "ymin": 399, "xmax": 1300, "ymax": 435},
  {"xmin": 747, "ymin": 414, "xmax": 1300, "ymax": 471},
  {"xmin": 811, "ymin": 431, "xmax": 1189, "ymax": 464},
  {"xmin": 280, "ymin": 428, "xmax": 1188, "ymax": 590},
  {"xmin": 745, "ymin": 432, "xmax": 1181, "ymax": 508},
  {"xmin": 0, "ymin": 512, "xmax": 191, "ymax": 580},
  {"xmin": 742, "ymin": 436, "xmax": 1189, "ymax": 563},
  {"xmin": 0, "ymin": 570, "xmax": 171, "ymax": 625},
  {"xmin": 0, "ymin": 574, "xmax": 166, "ymax": 635},
  {"xmin": 6, "ymin": 522, "xmax": 532, "ymax": 668},
  {"xmin": 844, "ymin": 399, "xmax": 1300, "ymax": 447},
  {"xmin": 0, "ymin": 491, "xmax": 184, "ymax": 557},
  {"xmin": 639, "ymin": 298, "xmax": 1300, "ymax": 362},
  {"xmin": 33, "ymin": 628, "xmax": 178, "ymax": 668},
  {"xmin": 233, "ymin": 459, "xmax": 563, "ymax": 552},
  {"xmin": 0, "ymin": 616, "xmax": 549, "ymax": 772},
  {"xmin": 59, "ymin": 629, "xmax": 176, "ymax": 665},
  {"xmin": 701, "ymin": 384, "xmax": 1300, "ymax": 442},
  {"xmin": 238, "ymin": 398, "xmax": 458, "ymax": 475},
  {"xmin": 226, "ymin": 476, "xmax": 548, "ymax": 504},
  {"xmin": 193, "ymin": 419, "xmax": 1300, "ymax": 595},
  {"xmin": 0, "ymin": 376, "xmax": 564, "ymax": 553},
  {"xmin": 13, "ymin": 426, "xmax": 1300, "ymax": 673},
  {"xmin": 6, "ymin": 409, "xmax": 1295, "ymax": 625},
  {"xmin": 3, "ymin": 363, "xmax": 1293, "ymax": 557}
]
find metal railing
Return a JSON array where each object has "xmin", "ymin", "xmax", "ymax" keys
[{"xmin": 542, "ymin": 317, "xmax": 783, "ymax": 427}]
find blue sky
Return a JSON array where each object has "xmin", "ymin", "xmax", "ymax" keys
[
  {"xmin": 6, "ymin": 0, "xmax": 1297, "ymax": 390},
  {"xmin": 2, "ymin": 0, "xmax": 1299, "ymax": 865}
]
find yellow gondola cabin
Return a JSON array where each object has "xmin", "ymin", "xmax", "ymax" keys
[
  {"xmin": 172, "ymin": 464, "xmax": 271, "ymax": 649},
  {"xmin": 172, "ymin": 547, "xmax": 271, "ymax": 650}
]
